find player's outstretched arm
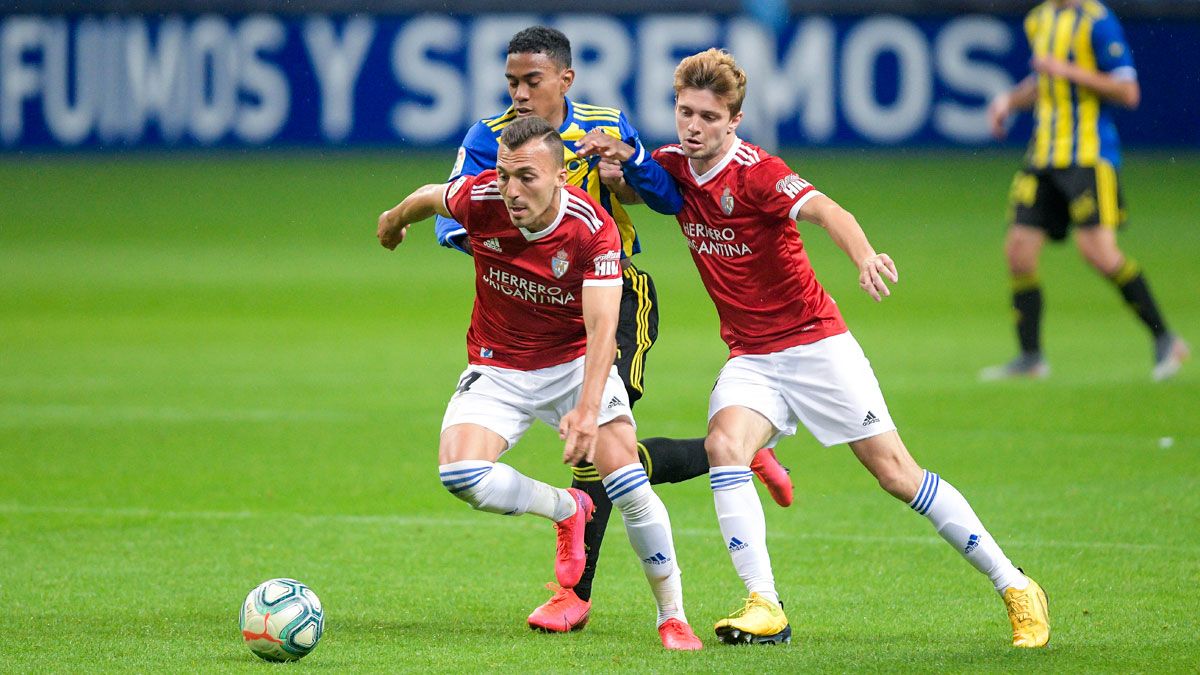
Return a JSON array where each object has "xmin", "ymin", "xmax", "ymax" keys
[
  {"xmin": 376, "ymin": 183, "xmax": 452, "ymax": 250},
  {"xmin": 576, "ymin": 129, "xmax": 683, "ymax": 215},
  {"xmin": 560, "ymin": 284, "xmax": 621, "ymax": 466},
  {"xmin": 798, "ymin": 194, "xmax": 898, "ymax": 302}
]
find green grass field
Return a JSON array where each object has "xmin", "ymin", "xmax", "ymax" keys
[{"xmin": 2, "ymin": 149, "xmax": 1197, "ymax": 672}]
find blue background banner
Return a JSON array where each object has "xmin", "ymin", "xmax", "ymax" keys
[{"xmin": 2, "ymin": 13, "xmax": 1196, "ymax": 150}]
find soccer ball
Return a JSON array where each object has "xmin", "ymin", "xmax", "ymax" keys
[{"xmin": 239, "ymin": 578, "xmax": 324, "ymax": 662}]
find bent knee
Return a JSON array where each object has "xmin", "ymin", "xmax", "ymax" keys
[
  {"xmin": 704, "ymin": 430, "xmax": 750, "ymax": 466},
  {"xmin": 875, "ymin": 469, "xmax": 917, "ymax": 501}
]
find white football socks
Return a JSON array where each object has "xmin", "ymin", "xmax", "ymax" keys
[
  {"xmin": 910, "ymin": 470, "xmax": 1027, "ymax": 592},
  {"xmin": 710, "ymin": 466, "xmax": 778, "ymax": 604},
  {"xmin": 603, "ymin": 463, "xmax": 686, "ymax": 626},
  {"xmin": 439, "ymin": 460, "xmax": 575, "ymax": 521}
]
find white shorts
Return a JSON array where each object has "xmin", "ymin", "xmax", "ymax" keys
[
  {"xmin": 708, "ymin": 332, "xmax": 896, "ymax": 447},
  {"xmin": 441, "ymin": 356, "xmax": 635, "ymax": 452}
]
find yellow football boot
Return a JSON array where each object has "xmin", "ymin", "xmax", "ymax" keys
[
  {"xmin": 714, "ymin": 593, "xmax": 791, "ymax": 645},
  {"xmin": 1003, "ymin": 576, "xmax": 1050, "ymax": 648}
]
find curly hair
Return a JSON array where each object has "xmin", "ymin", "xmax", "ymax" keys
[{"xmin": 507, "ymin": 26, "xmax": 572, "ymax": 70}]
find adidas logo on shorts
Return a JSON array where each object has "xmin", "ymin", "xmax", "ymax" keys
[
  {"xmin": 607, "ymin": 396, "xmax": 622, "ymax": 409},
  {"xmin": 862, "ymin": 411, "xmax": 880, "ymax": 426}
]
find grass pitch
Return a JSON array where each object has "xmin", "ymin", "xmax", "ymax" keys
[{"xmin": 1, "ymin": 149, "xmax": 1197, "ymax": 672}]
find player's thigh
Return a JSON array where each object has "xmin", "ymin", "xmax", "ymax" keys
[
  {"xmin": 706, "ymin": 405, "xmax": 776, "ymax": 466},
  {"xmin": 439, "ymin": 366, "xmax": 536, "ymax": 462},
  {"xmin": 1073, "ymin": 225, "xmax": 1123, "ymax": 275},
  {"xmin": 708, "ymin": 355, "xmax": 791, "ymax": 460},
  {"xmin": 1068, "ymin": 164, "xmax": 1127, "ymax": 273},
  {"xmin": 777, "ymin": 333, "xmax": 897, "ymax": 447},
  {"xmin": 438, "ymin": 423, "xmax": 510, "ymax": 464},
  {"xmin": 1004, "ymin": 224, "xmax": 1047, "ymax": 274},
  {"xmin": 613, "ymin": 265, "xmax": 659, "ymax": 405},
  {"xmin": 592, "ymin": 416, "xmax": 640, "ymax": 476}
]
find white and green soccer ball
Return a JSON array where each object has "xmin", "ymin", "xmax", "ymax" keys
[{"xmin": 239, "ymin": 578, "xmax": 324, "ymax": 662}]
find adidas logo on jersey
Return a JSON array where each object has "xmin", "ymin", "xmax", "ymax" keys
[
  {"xmin": 728, "ymin": 537, "xmax": 748, "ymax": 552},
  {"xmin": 862, "ymin": 411, "xmax": 880, "ymax": 426},
  {"xmin": 482, "ymin": 237, "xmax": 502, "ymax": 252}
]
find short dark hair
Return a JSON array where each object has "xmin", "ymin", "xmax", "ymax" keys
[
  {"xmin": 499, "ymin": 117, "xmax": 564, "ymax": 168},
  {"xmin": 507, "ymin": 26, "xmax": 572, "ymax": 70}
]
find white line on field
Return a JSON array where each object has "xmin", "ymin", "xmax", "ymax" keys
[{"xmin": 2, "ymin": 503, "xmax": 1195, "ymax": 555}]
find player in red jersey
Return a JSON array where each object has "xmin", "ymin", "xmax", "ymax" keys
[
  {"xmin": 376, "ymin": 116, "xmax": 701, "ymax": 650},
  {"xmin": 576, "ymin": 49, "xmax": 1049, "ymax": 649}
]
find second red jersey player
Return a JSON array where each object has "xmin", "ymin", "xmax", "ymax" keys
[
  {"xmin": 651, "ymin": 139, "xmax": 847, "ymax": 357},
  {"xmin": 443, "ymin": 169, "xmax": 624, "ymax": 370}
]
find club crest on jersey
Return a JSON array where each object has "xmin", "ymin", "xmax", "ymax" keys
[
  {"xmin": 551, "ymin": 249, "xmax": 570, "ymax": 278},
  {"xmin": 720, "ymin": 186, "xmax": 735, "ymax": 215}
]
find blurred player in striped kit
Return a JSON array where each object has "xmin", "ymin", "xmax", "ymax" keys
[{"xmin": 984, "ymin": 0, "xmax": 1189, "ymax": 381}]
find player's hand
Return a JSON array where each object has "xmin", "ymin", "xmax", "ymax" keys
[
  {"xmin": 1031, "ymin": 56, "xmax": 1073, "ymax": 79},
  {"xmin": 559, "ymin": 407, "xmax": 599, "ymax": 466},
  {"xmin": 377, "ymin": 207, "xmax": 408, "ymax": 250},
  {"xmin": 858, "ymin": 253, "xmax": 898, "ymax": 302},
  {"xmin": 987, "ymin": 94, "xmax": 1010, "ymax": 140},
  {"xmin": 575, "ymin": 129, "xmax": 635, "ymax": 162},
  {"xmin": 598, "ymin": 158, "xmax": 625, "ymax": 188}
]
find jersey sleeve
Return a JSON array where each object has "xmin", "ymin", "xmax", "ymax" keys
[
  {"xmin": 442, "ymin": 173, "xmax": 480, "ymax": 229},
  {"xmin": 611, "ymin": 140, "xmax": 679, "ymax": 215},
  {"xmin": 1092, "ymin": 12, "xmax": 1136, "ymax": 79},
  {"xmin": 580, "ymin": 212, "xmax": 624, "ymax": 288},
  {"xmin": 436, "ymin": 122, "xmax": 500, "ymax": 253},
  {"xmin": 748, "ymin": 157, "xmax": 822, "ymax": 222}
]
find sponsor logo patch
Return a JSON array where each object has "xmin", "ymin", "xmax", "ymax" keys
[
  {"xmin": 446, "ymin": 175, "xmax": 469, "ymax": 202},
  {"xmin": 593, "ymin": 250, "xmax": 620, "ymax": 277},
  {"xmin": 775, "ymin": 173, "xmax": 810, "ymax": 199}
]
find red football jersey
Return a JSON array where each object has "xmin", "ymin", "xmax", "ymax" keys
[
  {"xmin": 653, "ymin": 138, "xmax": 847, "ymax": 357},
  {"xmin": 443, "ymin": 170, "xmax": 624, "ymax": 370}
]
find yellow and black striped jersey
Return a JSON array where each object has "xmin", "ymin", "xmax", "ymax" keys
[{"xmin": 1023, "ymin": 0, "xmax": 1136, "ymax": 169}]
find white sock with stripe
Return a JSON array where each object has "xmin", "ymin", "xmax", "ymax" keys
[
  {"xmin": 710, "ymin": 466, "xmax": 778, "ymax": 604},
  {"xmin": 910, "ymin": 470, "xmax": 1028, "ymax": 592},
  {"xmin": 439, "ymin": 460, "xmax": 575, "ymax": 521},
  {"xmin": 604, "ymin": 463, "xmax": 686, "ymax": 625}
]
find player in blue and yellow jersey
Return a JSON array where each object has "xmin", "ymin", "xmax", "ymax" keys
[
  {"xmin": 428, "ymin": 26, "xmax": 794, "ymax": 633},
  {"xmin": 984, "ymin": 0, "xmax": 1189, "ymax": 381}
]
